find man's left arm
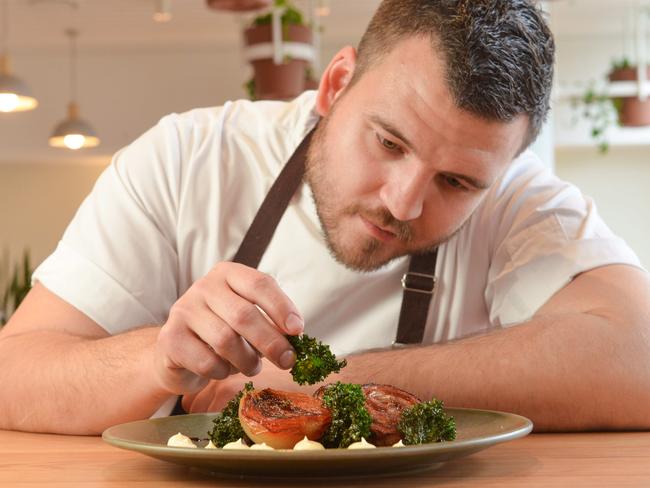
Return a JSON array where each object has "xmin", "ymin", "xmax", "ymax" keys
[{"xmin": 335, "ymin": 264, "xmax": 650, "ymax": 431}]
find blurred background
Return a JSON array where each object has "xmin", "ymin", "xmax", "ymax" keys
[{"xmin": 0, "ymin": 0, "xmax": 648, "ymax": 320}]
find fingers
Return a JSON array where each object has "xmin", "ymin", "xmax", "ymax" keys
[
  {"xmin": 190, "ymin": 309, "xmax": 263, "ymax": 376},
  {"xmin": 218, "ymin": 263, "xmax": 304, "ymax": 335},
  {"xmin": 155, "ymin": 262, "xmax": 304, "ymax": 395},
  {"xmin": 206, "ymin": 290, "xmax": 296, "ymax": 370}
]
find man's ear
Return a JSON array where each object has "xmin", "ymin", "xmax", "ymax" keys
[{"xmin": 315, "ymin": 46, "xmax": 357, "ymax": 117}]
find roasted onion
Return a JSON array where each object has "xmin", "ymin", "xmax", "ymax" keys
[
  {"xmin": 238, "ymin": 388, "xmax": 332, "ymax": 449},
  {"xmin": 361, "ymin": 384, "xmax": 421, "ymax": 446}
]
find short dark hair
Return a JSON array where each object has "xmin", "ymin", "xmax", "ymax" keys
[{"xmin": 351, "ymin": 0, "xmax": 555, "ymax": 149}]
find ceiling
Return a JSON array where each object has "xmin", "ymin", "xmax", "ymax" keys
[{"xmin": 3, "ymin": 0, "xmax": 647, "ymax": 52}]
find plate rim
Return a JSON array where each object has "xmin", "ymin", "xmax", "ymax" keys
[{"xmin": 102, "ymin": 407, "xmax": 533, "ymax": 458}]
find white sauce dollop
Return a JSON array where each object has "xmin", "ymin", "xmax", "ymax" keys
[
  {"xmin": 222, "ymin": 438, "xmax": 250, "ymax": 450},
  {"xmin": 392, "ymin": 440, "xmax": 405, "ymax": 447},
  {"xmin": 293, "ymin": 436, "xmax": 325, "ymax": 450},
  {"xmin": 204, "ymin": 440, "xmax": 217, "ymax": 449},
  {"xmin": 249, "ymin": 442, "xmax": 275, "ymax": 450},
  {"xmin": 166, "ymin": 432, "xmax": 197, "ymax": 448},
  {"xmin": 347, "ymin": 438, "xmax": 376, "ymax": 449}
]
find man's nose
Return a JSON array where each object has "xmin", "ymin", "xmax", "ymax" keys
[{"xmin": 378, "ymin": 165, "xmax": 428, "ymax": 222}]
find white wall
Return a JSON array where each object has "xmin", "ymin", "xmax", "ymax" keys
[{"xmin": 552, "ymin": 8, "xmax": 650, "ymax": 269}]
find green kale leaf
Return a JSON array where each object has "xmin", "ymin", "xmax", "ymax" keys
[
  {"xmin": 319, "ymin": 382, "xmax": 372, "ymax": 448},
  {"xmin": 207, "ymin": 382, "xmax": 254, "ymax": 447},
  {"xmin": 286, "ymin": 334, "xmax": 347, "ymax": 385},
  {"xmin": 397, "ymin": 399, "xmax": 456, "ymax": 445}
]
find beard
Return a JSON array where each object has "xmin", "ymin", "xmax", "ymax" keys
[{"xmin": 305, "ymin": 114, "xmax": 458, "ymax": 272}]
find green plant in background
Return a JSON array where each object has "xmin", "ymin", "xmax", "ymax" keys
[
  {"xmin": 611, "ymin": 57, "xmax": 632, "ymax": 72},
  {"xmin": 571, "ymin": 84, "xmax": 619, "ymax": 154},
  {"xmin": 253, "ymin": 0, "xmax": 305, "ymax": 32},
  {"xmin": 0, "ymin": 249, "xmax": 33, "ymax": 326}
]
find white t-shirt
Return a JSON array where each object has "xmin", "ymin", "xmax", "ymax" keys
[{"xmin": 34, "ymin": 91, "xmax": 642, "ymax": 356}]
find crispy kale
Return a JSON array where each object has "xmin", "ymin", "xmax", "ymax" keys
[
  {"xmin": 286, "ymin": 334, "xmax": 347, "ymax": 385},
  {"xmin": 207, "ymin": 382, "xmax": 254, "ymax": 447},
  {"xmin": 319, "ymin": 382, "xmax": 372, "ymax": 448},
  {"xmin": 397, "ymin": 399, "xmax": 456, "ymax": 445}
]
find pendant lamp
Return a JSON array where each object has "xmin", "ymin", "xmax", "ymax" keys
[
  {"xmin": 0, "ymin": 0, "xmax": 38, "ymax": 113},
  {"xmin": 49, "ymin": 28, "xmax": 99, "ymax": 150}
]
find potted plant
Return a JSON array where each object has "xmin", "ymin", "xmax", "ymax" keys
[
  {"xmin": 608, "ymin": 58, "xmax": 650, "ymax": 127},
  {"xmin": 573, "ymin": 58, "xmax": 650, "ymax": 153},
  {"xmin": 243, "ymin": 0, "xmax": 314, "ymax": 100},
  {"xmin": 0, "ymin": 249, "xmax": 32, "ymax": 326}
]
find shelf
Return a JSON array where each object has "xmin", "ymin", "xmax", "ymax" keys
[
  {"xmin": 555, "ymin": 81, "xmax": 650, "ymax": 101},
  {"xmin": 554, "ymin": 123, "xmax": 650, "ymax": 148}
]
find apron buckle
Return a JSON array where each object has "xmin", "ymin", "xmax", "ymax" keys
[{"xmin": 401, "ymin": 272, "xmax": 436, "ymax": 295}]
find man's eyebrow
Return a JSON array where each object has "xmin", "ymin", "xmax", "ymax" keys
[
  {"xmin": 367, "ymin": 114, "xmax": 417, "ymax": 153},
  {"xmin": 443, "ymin": 171, "xmax": 492, "ymax": 190}
]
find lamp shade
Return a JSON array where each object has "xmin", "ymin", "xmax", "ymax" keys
[
  {"xmin": 0, "ymin": 55, "xmax": 38, "ymax": 113},
  {"xmin": 49, "ymin": 102, "xmax": 100, "ymax": 150}
]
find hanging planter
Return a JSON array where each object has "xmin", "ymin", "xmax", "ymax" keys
[
  {"xmin": 608, "ymin": 62, "xmax": 650, "ymax": 127},
  {"xmin": 243, "ymin": 0, "xmax": 315, "ymax": 100}
]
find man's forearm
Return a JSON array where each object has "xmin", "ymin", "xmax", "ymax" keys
[
  {"xmin": 336, "ymin": 312, "xmax": 650, "ymax": 431},
  {"xmin": 0, "ymin": 327, "xmax": 172, "ymax": 435}
]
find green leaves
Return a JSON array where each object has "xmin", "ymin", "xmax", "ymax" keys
[
  {"xmin": 0, "ymin": 249, "xmax": 32, "ymax": 326},
  {"xmin": 286, "ymin": 334, "xmax": 347, "ymax": 385},
  {"xmin": 319, "ymin": 382, "xmax": 372, "ymax": 448},
  {"xmin": 397, "ymin": 399, "xmax": 456, "ymax": 445},
  {"xmin": 208, "ymin": 382, "xmax": 254, "ymax": 447},
  {"xmin": 253, "ymin": 0, "xmax": 305, "ymax": 29}
]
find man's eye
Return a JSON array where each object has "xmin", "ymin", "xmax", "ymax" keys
[
  {"xmin": 377, "ymin": 134, "xmax": 401, "ymax": 153},
  {"xmin": 444, "ymin": 176, "xmax": 468, "ymax": 191}
]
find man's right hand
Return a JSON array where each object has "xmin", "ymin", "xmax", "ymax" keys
[{"xmin": 153, "ymin": 262, "xmax": 304, "ymax": 395}]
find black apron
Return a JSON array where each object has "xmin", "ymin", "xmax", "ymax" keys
[{"xmin": 172, "ymin": 127, "xmax": 437, "ymax": 415}]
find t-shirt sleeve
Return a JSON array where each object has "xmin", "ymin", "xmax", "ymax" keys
[
  {"xmin": 32, "ymin": 114, "xmax": 185, "ymax": 334},
  {"xmin": 484, "ymin": 152, "xmax": 643, "ymax": 327}
]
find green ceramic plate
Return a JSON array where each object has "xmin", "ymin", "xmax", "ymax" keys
[{"xmin": 102, "ymin": 408, "xmax": 532, "ymax": 477}]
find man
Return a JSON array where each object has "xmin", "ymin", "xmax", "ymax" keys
[{"xmin": 1, "ymin": 0, "xmax": 649, "ymax": 435}]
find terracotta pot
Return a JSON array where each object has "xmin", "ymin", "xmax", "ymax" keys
[
  {"xmin": 206, "ymin": 0, "xmax": 271, "ymax": 11},
  {"xmin": 608, "ymin": 66, "xmax": 650, "ymax": 127},
  {"xmin": 244, "ymin": 24, "xmax": 313, "ymax": 100}
]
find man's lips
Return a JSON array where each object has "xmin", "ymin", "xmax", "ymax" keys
[{"xmin": 359, "ymin": 216, "xmax": 397, "ymax": 242}]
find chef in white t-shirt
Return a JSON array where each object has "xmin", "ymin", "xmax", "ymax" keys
[{"xmin": 1, "ymin": 0, "xmax": 649, "ymax": 434}]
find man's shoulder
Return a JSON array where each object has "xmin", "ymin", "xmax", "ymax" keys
[{"xmin": 166, "ymin": 91, "xmax": 318, "ymax": 148}]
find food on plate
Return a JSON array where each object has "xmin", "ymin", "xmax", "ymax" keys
[
  {"xmin": 360, "ymin": 383, "xmax": 422, "ymax": 446},
  {"xmin": 316, "ymin": 382, "xmax": 372, "ymax": 448},
  {"xmin": 398, "ymin": 399, "xmax": 457, "ymax": 445},
  {"xmin": 205, "ymin": 334, "xmax": 456, "ymax": 450},
  {"xmin": 286, "ymin": 334, "xmax": 347, "ymax": 385},
  {"xmin": 209, "ymin": 382, "xmax": 255, "ymax": 447},
  {"xmin": 222, "ymin": 438, "xmax": 249, "ymax": 450},
  {"xmin": 293, "ymin": 435, "xmax": 325, "ymax": 450},
  {"xmin": 347, "ymin": 438, "xmax": 376, "ymax": 449},
  {"xmin": 249, "ymin": 442, "xmax": 274, "ymax": 450},
  {"xmin": 205, "ymin": 440, "xmax": 218, "ymax": 449},
  {"xmin": 239, "ymin": 388, "xmax": 332, "ymax": 449},
  {"xmin": 166, "ymin": 432, "xmax": 197, "ymax": 448}
]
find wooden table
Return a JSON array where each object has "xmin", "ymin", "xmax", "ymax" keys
[{"xmin": 1, "ymin": 430, "xmax": 649, "ymax": 487}]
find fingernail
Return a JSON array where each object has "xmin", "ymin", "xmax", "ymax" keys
[
  {"xmin": 285, "ymin": 313, "xmax": 304, "ymax": 335},
  {"xmin": 279, "ymin": 349, "xmax": 296, "ymax": 369}
]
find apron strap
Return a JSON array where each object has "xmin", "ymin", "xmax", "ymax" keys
[
  {"xmin": 232, "ymin": 129, "xmax": 316, "ymax": 268},
  {"xmin": 394, "ymin": 250, "xmax": 438, "ymax": 344}
]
